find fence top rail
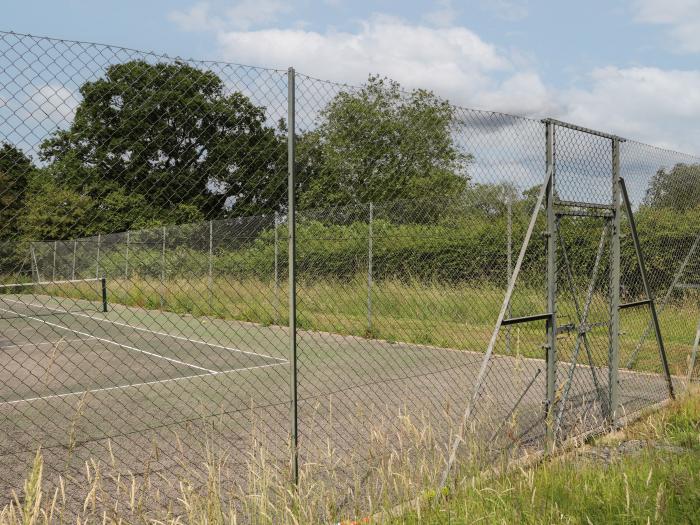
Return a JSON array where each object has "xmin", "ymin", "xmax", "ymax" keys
[
  {"xmin": 0, "ymin": 29, "xmax": 288, "ymax": 73},
  {"xmin": 542, "ymin": 118, "xmax": 626, "ymax": 142}
]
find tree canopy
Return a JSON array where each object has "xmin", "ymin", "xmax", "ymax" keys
[
  {"xmin": 0, "ymin": 144, "xmax": 33, "ymax": 241},
  {"xmin": 39, "ymin": 60, "xmax": 286, "ymax": 229},
  {"xmin": 644, "ymin": 163, "xmax": 700, "ymax": 212},
  {"xmin": 297, "ymin": 76, "xmax": 470, "ymax": 210}
]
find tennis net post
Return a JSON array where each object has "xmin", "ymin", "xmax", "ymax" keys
[{"xmin": 101, "ymin": 277, "xmax": 108, "ymax": 313}]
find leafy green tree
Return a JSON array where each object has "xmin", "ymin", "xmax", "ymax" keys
[
  {"xmin": 0, "ymin": 144, "xmax": 33, "ymax": 238},
  {"xmin": 297, "ymin": 76, "xmax": 470, "ymax": 211},
  {"xmin": 0, "ymin": 144, "xmax": 34, "ymax": 271},
  {"xmin": 40, "ymin": 60, "xmax": 285, "ymax": 234},
  {"xmin": 644, "ymin": 163, "xmax": 700, "ymax": 211},
  {"xmin": 21, "ymin": 182, "xmax": 97, "ymax": 242}
]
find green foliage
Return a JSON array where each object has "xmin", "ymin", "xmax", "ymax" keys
[
  {"xmin": 398, "ymin": 392, "xmax": 700, "ymax": 524},
  {"xmin": 0, "ymin": 144, "xmax": 34, "ymax": 270},
  {"xmin": 39, "ymin": 60, "xmax": 286, "ymax": 229},
  {"xmin": 644, "ymin": 163, "xmax": 700, "ymax": 211},
  {"xmin": 297, "ymin": 76, "xmax": 470, "ymax": 212}
]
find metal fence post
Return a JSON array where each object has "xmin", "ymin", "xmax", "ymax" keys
[
  {"xmin": 545, "ymin": 120, "xmax": 558, "ymax": 452},
  {"xmin": 208, "ymin": 220, "xmax": 213, "ymax": 311},
  {"xmin": 71, "ymin": 240, "xmax": 77, "ymax": 280},
  {"xmin": 609, "ymin": 138, "xmax": 622, "ymax": 423},
  {"xmin": 505, "ymin": 194, "xmax": 512, "ymax": 353},
  {"xmin": 95, "ymin": 233, "xmax": 101, "ymax": 279},
  {"xmin": 160, "ymin": 226, "xmax": 166, "ymax": 310},
  {"xmin": 30, "ymin": 243, "xmax": 39, "ymax": 282},
  {"xmin": 125, "ymin": 230, "xmax": 130, "ymax": 279},
  {"xmin": 287, "ymin": 66, "xmax": 299, "ymax": 485},
  {"xmin": 274, "ymin": 211, "xmax": 279, "ymax": 324},
  {"xmin": 52, "ymin": 241, "xmax": 57, "ymax": 281},
  {"xmin": 367, "ymin": 202, "xmax": 373, "ymax": 335}
]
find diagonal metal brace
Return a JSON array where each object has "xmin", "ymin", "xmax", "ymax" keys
[
  {"xmin": 439, "ymin": 165, "xmax": 553, "ymax": 488},
  {"xmin": 554, "ymin": 225, "xmax": 608, "ymax": 436},
  {"xmin": 619, "ymin": 178, "xmax": 675, "ymax": 399}
]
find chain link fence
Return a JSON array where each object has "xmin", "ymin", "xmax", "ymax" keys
[{"xmin": 1, "ymin": 30, "xmax": 700, "ymax": 519}]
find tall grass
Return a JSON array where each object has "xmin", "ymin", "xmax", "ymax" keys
[
  {"xmin": 52, "ymin": 274, "xmax": 700, "ymax": 374},
  {"xmin": 2, "ymin": 389, "xmax": 697, "ymax": 524}
]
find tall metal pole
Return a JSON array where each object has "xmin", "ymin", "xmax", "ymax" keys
[
  {"xmin": 160, "ymin": 226, "xmax": 166, "ymax": 310},
  {"xmin": 52, "ymin": 241, "xmax": 57, "ymax": 281},
  {"xmin": 95, "ymin": 234, "xmax": 101, "ymax": 279},
  {"xmin": 609, "ymin": 138, "xmax": 622, "ymax": 424},
  {"xmin": 545, "ymin": 120, "xmax": 558, "ymax": 452},
  {"xmin": 367, "ymin": 202, "xmax": 373, "ymax": 335},
  {"xmin": 72, "ymin": 240, "xmax": 77, "ymax": 280},
  {"xmin": 274, "ymin": 211, "xmax": 279, "ymax": 324},
  {"xmin": 287, "ymin": 67, "xmax": 299, "ymax": 485},
  {"xmin": 208, "ymin": 220, "xmax": 213, "ymax": 312},
  {"xmin": 125, "ymin": 230, "xmax": 130, "ymax": 279},
  {"xmin": 506, "ymin": 194, "xmax": 512, "ymax": 353},
  {"xmin": 30, "ymin": 243, "xmax": 39, "ymax": 282}
]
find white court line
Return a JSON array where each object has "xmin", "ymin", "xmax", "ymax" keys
[
  {"xmin": 0, "ymin": 337, "xmax": 89, "ymax": 350},
  {"xmin": 0, "ymin": 306, "xmax": 217, "ymax": 374},
  {"xmin": 5, "ymin": 298, "xmax": 285, "ymax": 362},
  {"xmin": 0, "ymin": 361, "xmax": 287, "ymax": 406}
]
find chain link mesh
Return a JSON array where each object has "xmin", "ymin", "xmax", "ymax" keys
[{"xmin": 1, "ymin": 30, "xmax": 699, "ymax": 518}]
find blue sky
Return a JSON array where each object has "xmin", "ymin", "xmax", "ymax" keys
[{"xmin": 3, "ymin": 0, "xmax": 700, "ymax": 152}]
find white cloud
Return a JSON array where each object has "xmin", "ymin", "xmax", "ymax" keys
[
  {"xmin": 560, "ymin": 67, "xmax": 700, "ymax": 152},
  {"xmin": 168, "ymin": 4, "xmax": 700, "ymax": 154},
  {"xmin": 226, "ymin": 0, "xmax": 291, "ymax": 30},
  {"xmin": 632, "ymin": 0, "xmax": 700, "ymax": 53},
  {"xmin": 215, "ymin": 16, "xmax": 541, "ymax": 111},
  {"xmin": 423, "ymin": 0, "xmax": 458, "ymax": 27},
  {"xmin": 169, "ymin": 0, "xmax": 291, "ymax": 32},
  {"xmin": 168, "ymin": 3, "xmax": 220, "ymax": 32},
  {"xmin": 23, "ymin": 85, "xmax": 78, "ymax": 126}
]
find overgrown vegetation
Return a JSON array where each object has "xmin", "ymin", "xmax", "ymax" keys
[
  {"xmin": 398, "ymin": 388, "xmax": 700, "ymax": 524},
  {"xmin": 1, "ymin": 388, "xmax": 696, "ymax": 524}
]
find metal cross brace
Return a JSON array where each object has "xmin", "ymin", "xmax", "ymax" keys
[{"xmin": 553, "ymin": 224, "xmax": 609, "ymax": 437}]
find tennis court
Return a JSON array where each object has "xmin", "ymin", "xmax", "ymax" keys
[{"xmin": 0, "ymin": 280, "xmax": 680, "ymax": 505}]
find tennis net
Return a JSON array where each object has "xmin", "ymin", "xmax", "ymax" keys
[{"xmin": 0, "ymin": 278, "xmax": 108, "ymax": 321}]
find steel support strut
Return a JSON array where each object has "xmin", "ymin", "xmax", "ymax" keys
[
  {"xmin": 619, "ymin": 178, "xmax": 675, "ymax": 399},
  {"xmin": 287, "ymin": 67, "xmax": 299, "ymax": 484},
  {"xmin": 438, "ymin": 160, "xmax": 554, "ymax": 489},
  {"xmin": 609, "ymin": 138, "xmax": 622, "ymax": 423},
  {"xmin": 545, "ymin": 120, "xmax": 557, "ymax": 452}
]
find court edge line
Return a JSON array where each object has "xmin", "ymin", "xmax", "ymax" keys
[
  {"xmin": 0, "ymin": 306, "xmax": 217, "ymax": 374},
  {"xmin": 0, "ymin": 337, "xmax": 90, "ymax": 350},
  {"xmin": 0, "ymin": 361, "xmax": 287, "ymax": 406},
  {"xmin": 5, "ymin": 301, "xmax": 679, "ymax": 382},
  {"xmin": 6, "ymin": 298, "xmax": 285, "ymax": 362}
]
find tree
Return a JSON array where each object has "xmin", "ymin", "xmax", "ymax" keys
[
  {"xmin": 297, "ymin": 76, "xmax": 470, "ymax": 211},
  {"xmin": 644, "ymin": 163, "xmax": 700, "ymax": 212},
  {"xmin": 0, "ymin": 144, "xmax": 34, "ymax": 271},
  {"xmin": 0, "ymin": 144, "xmax": 33, "ymax": 237},
  {"xmin": 40, "ymin": 60, "xmax": 285, "ymax": 235}
]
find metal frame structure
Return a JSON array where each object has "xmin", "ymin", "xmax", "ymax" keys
[{"xmin": 439, "ymin": 117, "xmax": 677, "ymax": 489}]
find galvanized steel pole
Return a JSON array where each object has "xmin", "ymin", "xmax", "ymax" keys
[
  {"xmin": 367, "ymin": 202, "xmax": 373, "ymax": 334},
  {"xmin": 545, "ymin": 120, "xmax": 557, "ymax": 452},
  {"xmin": 274, "ymin": 211, "xmax": 279, "ymax": 325},
  {"xmin": 96, "ymin": 233, "xmax": 101, "ymax": 279},
  {"xmin": 287, "ymin": 67, "xmax": 299, "ymax": 485},
  {"xmin": 609, "ymin": 138, "xmax": 622, "ymax": 423}
]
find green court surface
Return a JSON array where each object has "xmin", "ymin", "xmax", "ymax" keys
[{"xmin": 0, "ymin": 293, "xmax": 679, "ymax": 504}]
